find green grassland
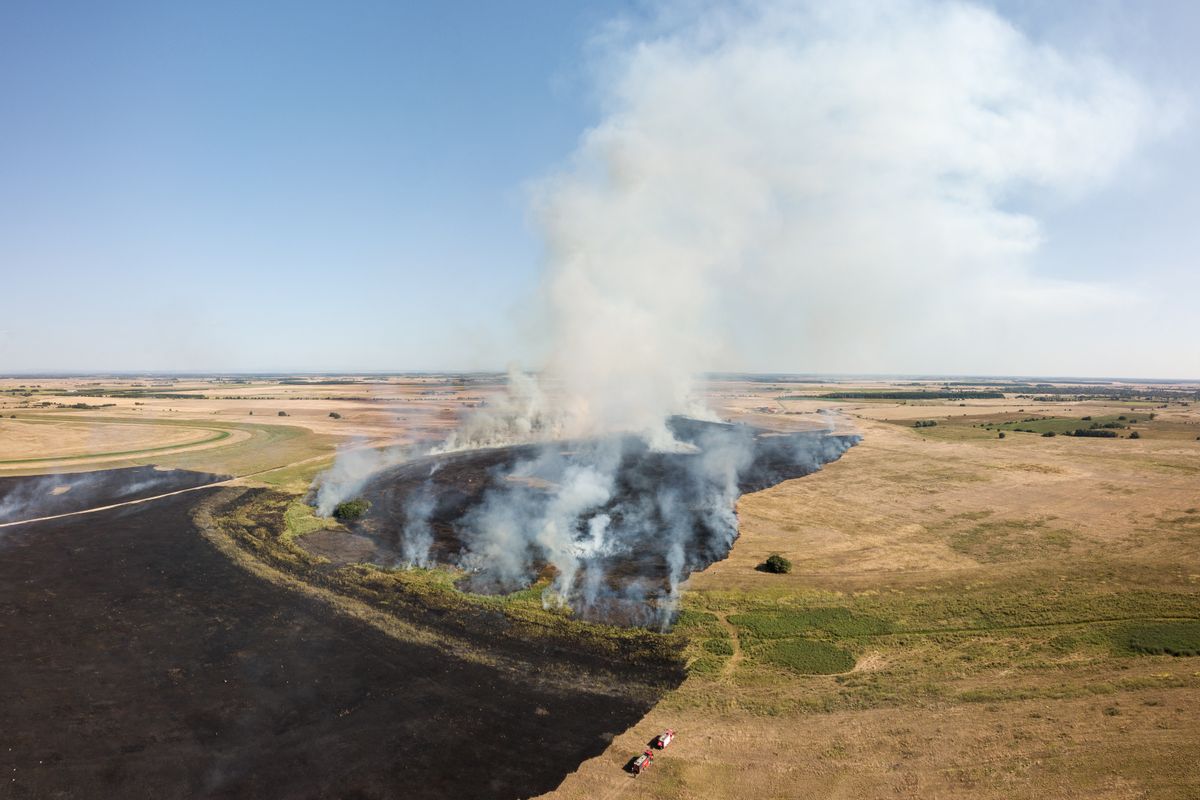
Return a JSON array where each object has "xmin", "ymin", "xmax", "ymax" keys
[
  {"xmin": 0, "ymin": 414, "xmax": 338, "ymax": 477},
  {"xmin": 669, "ymin": 576, "xmax": 1200, "ymax": 715}
]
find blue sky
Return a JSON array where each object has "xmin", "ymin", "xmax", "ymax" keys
[{"xmin": 1, "ymin": 1, "xmax": 1197, "ymax": 376}]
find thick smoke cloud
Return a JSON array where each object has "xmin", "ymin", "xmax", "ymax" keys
[{"xmin": 528, "ymin": 0, "xmax": 1174, "ymax": 399}]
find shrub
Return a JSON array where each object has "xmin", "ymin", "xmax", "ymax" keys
[
  {"xmin": 998, "ymin": 432, "xmax": 1006, "ymax": 439},
  {"xmin": 761, "ymin": 553, "xmax": 792, "ymax": 574},
  {"xmin": 1042, "ymin": 431, "xmax": 1056, "ymax": 437},
  {"xmin": 333, "ymin": 498, "xmax": 371, "ymax": 521},
  {"xmin": 329, "ymin": 411, "xmax": 342, "ymax": 419},
  {"xmin": 1129, "ymin": 431, "xmax": 1141, "ymax": 439},
  {"xmin": 1072, "ymin": 429, "xmax": 1118, "ymax": 438},
  {"xmin": 278, "ymin": 411, "xmax": 288, "ymax": 416},
  {"xmin": 913, "ymin": 420, "xmax": 938, "ymax": 428}
]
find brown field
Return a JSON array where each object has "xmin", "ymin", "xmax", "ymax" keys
[
  {"xmin": 545, "ymin": 381, "xmax": 1200, "ymax": 800},
  {"xmin": 3, "ymin": 374, "xmax": 1198, "ymax": 798},
  {"xmin": 0, "ymin": 375, "xmax": 507, "ymax": 483}
]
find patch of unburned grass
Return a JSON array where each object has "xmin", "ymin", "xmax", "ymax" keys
[
  {"xmin": 946, "ymin": 516, "xmax": 1076, "ymax": 563},
  {"xmin": 1124, "ymin": 621, "xmax": 1200, "ymax": 656},
  {"xmin": 283, "ymin": 499, "xmax": 334, "ymax": 541},
  {"xmin": 761, "ymin": 639, "xmax": 855, "ymax": 674}
]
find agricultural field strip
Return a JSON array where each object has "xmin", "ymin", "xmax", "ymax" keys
[{"xmin": 0, "ymin": 416, "xmax": 233, "ymax": 464}]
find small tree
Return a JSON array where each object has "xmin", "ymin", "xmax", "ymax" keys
[
  {"xmin": 333, "ymin": 498, "xmax": 371, "ymax": 521},
  {"xmin": 761, "ymin": 553, "xmax": 792, "ymax": 574}
]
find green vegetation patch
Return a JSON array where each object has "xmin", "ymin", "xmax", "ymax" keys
[
  {"xmin": 762, "ymin": 638, "xmax": 855, "ymax": 674},
  {"xmin": 760, "ymin": 553, "xmax": 792, "ymax": 574},
  {"xmin": 333, "ymin": 498, "xmax": 371, "ymax": 520},
  {"xmin": 1125, "ymin": 621, "xmax": 1200, "ymax": 656},
  {"xmin": 983, "ymin": 414, "xmax": 1130, "ymax": 435}
]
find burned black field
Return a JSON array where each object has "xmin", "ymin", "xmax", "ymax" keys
[
  {"xmin": 0, "ymin": 465, "xmax": 226, "ymax": 523},
  {"xmin": 0, "ymin": 476, "xmax": 674, "ymax": 800},
  {"xmin": 331, "ymin": 418, "xmax": 858, "ymax": 624}
]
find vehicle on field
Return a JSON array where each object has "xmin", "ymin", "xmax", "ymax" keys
[
  {"xmin": 630, "ymin": 750, "xmax": 654, "ymax": 775},
  {"xmin": 652, "ymin": 729, "xmax": 675, "ymax": 749}
]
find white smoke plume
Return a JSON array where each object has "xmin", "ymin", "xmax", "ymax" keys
[
  {"xmin": 502, "ymin": 0, "xmax": 1173, "ymax": 431},
  {"xmin": 312, "ymin": 442, "xmax": 414, "ymax": 517}
]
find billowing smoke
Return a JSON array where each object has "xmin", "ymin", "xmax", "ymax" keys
[
  {"xmin": 397, "ymin": 475, "xmax": 437, "ymax": 568},
  {"xmin": 309, "ymin": 0, "xmax": 1171, "ymax": 625},
  {"xmin": 527, "ymin": 0, "xmax": 1174, "ymax": 395},
  {"xmin": 353, "ymin": 419, "xmax": 856, "ymax": 628},
  {"xmin": 312, "ymin": 442, "xmax": 415, "ymax": 517}
]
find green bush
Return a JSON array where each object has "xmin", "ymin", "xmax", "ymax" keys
[
  {"xmin": 333, "ymin": 498, "xmax": 371, "ymax": 521},
  {"xmin": 1042, "ymin": 431, "xmax": 1056, "ymax": 437},
  {"xmin": 1129, "ymin": 431, "xmax": 1141, "ymax": 439},
  {"xmin": 1127, "ymin": 622, "xmax": 1200, "ymax": 656},
  {"xmin": 762, "ymin": 639, "xmax": 855, "ymax": 674},
  {"xmin": 761, "ymin": 553, "xmax": 792, "ymax": 573}
]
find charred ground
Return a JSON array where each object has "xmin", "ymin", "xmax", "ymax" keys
[
  {"xmin": 0, "ymin": 473, "xmax": 683, "ymax": 800},
  {"xmin": 323, "ymin": 417, "xmax": 858, "ymax": 624},
  {"xmin": 0, "ymin": 465, "xmax": 226, "ymax": 523}
]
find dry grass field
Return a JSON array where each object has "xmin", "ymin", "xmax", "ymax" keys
[
  {"xmin": 3, "ymin": 374, "xmax": 1198, "ymax": 798},
  {"xmin": 545, "ymin": 382, "xmax": 1200, "ymax": 799},
  {"xmin": 0, "ymin": 375, "xmax": 506, "ymax": 484}
]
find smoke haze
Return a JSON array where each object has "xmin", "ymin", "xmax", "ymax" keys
[{"xmin": 523, "ymin": 0, "xmax": 1177, "ymax": 425}]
